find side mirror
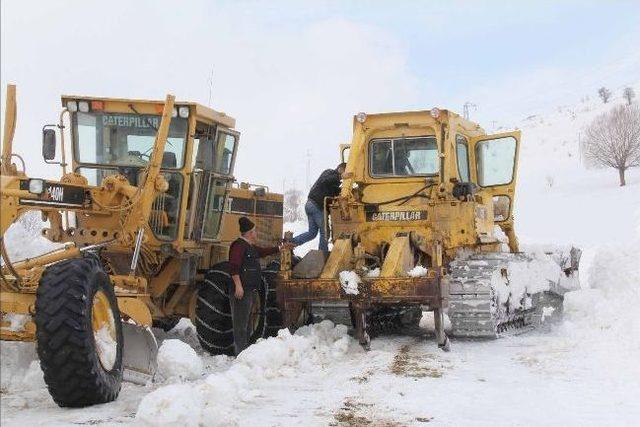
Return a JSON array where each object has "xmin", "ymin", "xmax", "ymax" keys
[{"xmin": 42, "ymin": 129, "xmax": 57, "ymax": 161}]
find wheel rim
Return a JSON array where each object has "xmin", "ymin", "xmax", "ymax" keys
[{"xmin": 92, "ymin": 290, "xmax": 117, "ymax": 371}]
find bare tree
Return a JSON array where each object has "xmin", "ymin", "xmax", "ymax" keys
[
  {"xmin": 582, "ymin": 105, "xmax": 640, "ymax": 186},
  {"xmin": 623, "ymin": 87, "xmax": 636, "ymax": 105},
  {"xmin": 283, "ymin": 188, "xmax": 303, "ymax": 222},
  {"xmin": 598, "ymin": 87, "xmax": 612, "ymax": 104}
]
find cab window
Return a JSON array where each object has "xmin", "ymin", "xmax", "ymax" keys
[
  {"xmin": 215, "ymin": 131, "xmax": 236, "ymax": 175},
  {"xmin": 456, "ymin": 135, "xmax": 470, "ymax": 182},
  {"xmin": 370, "ymin": 136, "xmax": 438, "ymax": 177},
  {"xmin": 475, "ymin": 136, "xmax": 517, "ymax": 186}
]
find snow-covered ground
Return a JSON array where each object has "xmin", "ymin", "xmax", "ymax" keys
[{"xmin": 1, "ymin": 94, "xmax": 639, "ymax": 426}]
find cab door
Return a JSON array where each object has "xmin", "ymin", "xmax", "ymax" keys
[
  {"xmin": 196, "ymin": 128, "xmax": 239, "ymax": 241},
  {"xmin": 469, "ymin": 130, "xmax": 520, "ymax": 225}
]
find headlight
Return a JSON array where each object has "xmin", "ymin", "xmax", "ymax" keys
[
  {"xmin": 78, "ymin": 101, "xmax": 90, "ymax": 113},
  {"xmin": 430, "ymin": 107, "xmax": 440, "ymax": 119},
  {"xmin": 178, "ymin": 106, "xmax": 190, "ymax": 118},
  {"xmin": 66, "ymin": 101, "xmax": 78, "ymax": 112},
  {"xmin": 171, "ymin": 107, "xmax": 178, "ymax": 118},
  {"xmin": 28, "ymin": 179, "xmax": 45, "ymax": 194},
  {"xmin": 356, "ymin": 112, "xmax": 367, "ymax": 123}
]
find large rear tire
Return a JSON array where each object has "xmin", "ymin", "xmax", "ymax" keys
[
  {"xmin": 195, "ymin": 262, "xmax": 281, "ymax": 355},
  {"xmin": 263, "ymin": 261, "xmax": 284, "ymax": 337},
  {"xmin": 35, "ymin": 256, "xmax": 123, "ymax": 408}
]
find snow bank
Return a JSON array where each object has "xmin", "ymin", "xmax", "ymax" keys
[
  {"xmin": 136, "ymin": 321, "xmax": 355, "ymax": 426},
  {"xmin": 562, "ymin": 241, "xmax": 640, "ymax": 352},
  {"xmin": 157, "ymin": 339, "xmax": 203, "ymax": 381},
  {"xmin": 339, "ymin": 271, "xmax": 361, "ymax": 295},
  {"xmin": 0, "ymin": 342, "xmax": 44, "ymax": 393}
]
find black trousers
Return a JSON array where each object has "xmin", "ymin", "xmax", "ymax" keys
[{"xmin": 230, "ymin": 290, "xmax": 255, "ymax": 355}]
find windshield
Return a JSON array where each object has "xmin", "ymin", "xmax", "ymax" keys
[
  {"xmin": 73, "ymin": 111, "xmax": 188, "ymax": 168},
  {"xmin": 369, "ymin": 136, "xmax": 438, "ymax": 177}
]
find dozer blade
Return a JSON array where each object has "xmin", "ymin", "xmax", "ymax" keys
[{"xmin": 121, "ymin": 322, "xmax": 158, "ymax": 385}]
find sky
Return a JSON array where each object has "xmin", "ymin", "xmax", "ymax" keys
[{"xmin": 1, "ymin": 0, "xmax": 639, "ymax": 191}]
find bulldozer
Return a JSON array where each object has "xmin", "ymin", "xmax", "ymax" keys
[
  {"xmin": 276, "ymin": 108, "xmax": 581, "ymax": 350},
  {"xmin": 0, "ymin": 85, "xmax": 283, "ymax": 407}
]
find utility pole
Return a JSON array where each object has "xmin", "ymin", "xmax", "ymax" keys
[
  {"xmin": 207, "ymin": 68, "xmax": 214, "ymax": 107},
  {"xmin": 463, "ymin": 102, "xmax": 477, "ymax": 120},
  {"xmin": 305, "ymin": 149, "xmax": 311, "ymax": 189}
]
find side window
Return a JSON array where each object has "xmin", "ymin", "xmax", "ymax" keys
[
  {"xmin": 456, "ymin": 135, "xmax": 470, "ymax": 182},
  {"xmin": 201, "ymin": 178, "xmax": 228, "ymax": 240},
  {"xmin": 215, "ymin": 132, "xmax": 236, "ymax": 175},
  {"xmin": 475, "ymin": 137, "xmax": 517, "ymax": 186},
  {"xmin": 370, "ymin": 140, "xmax": 393, "ymax": 175},
  {"xmin": 193, "ymin": 123, "xmax": 216, "ymax": 170}
]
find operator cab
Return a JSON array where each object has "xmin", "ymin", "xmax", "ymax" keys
[
  {"xmin": 342, "ymin": 109, "xmax": 520, "ymax": 225},
  {"xmin": 61, "ymin": 96, "xmax": 238, "ymax": 243}
]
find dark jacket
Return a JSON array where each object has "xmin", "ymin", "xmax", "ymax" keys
[
  {"xmin": 308, "ymin": 169, "xmax": 341, "ymax": 209},
  {"xmin": 228, "ymin": 238, "xmax": 278, "ymax": 291}
]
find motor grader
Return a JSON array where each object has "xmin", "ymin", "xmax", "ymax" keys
[
  {"xmin": 276, "ymin": 108, "xmax": 580, "ymax": 350},
  {"xmin": 0, "ymin": 85, "xmax": 283, "ymax": 407}
]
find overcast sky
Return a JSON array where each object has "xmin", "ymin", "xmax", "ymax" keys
[{"xmin": 2, "ymin": 0, "xmax": 639, "ymax": 191}]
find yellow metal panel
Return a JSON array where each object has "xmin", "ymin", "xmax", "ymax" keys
[
  {"xmin": 117, "ymin": 297, "xmax": 152, "ymax": 327},
  {"xmin": 380, "ymin": 236, "xmax": 414, "ymax": 277},
  {"xmin": 320, "ymin": 238, "xmax": 353, "ymax": 279}
]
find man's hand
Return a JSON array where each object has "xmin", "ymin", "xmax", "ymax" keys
[
  {"xmin": 280, "ymin": 241, "xmax": 296, "ymax": 250},
  {"xmin": 341, "ymin": 171, "xmax": 354, "ymax": 179},
  {"xmin": 232, "ymin": 274, "xmax": 244, "ymax": 299},
  {"xmin": 234, "ymin": 283, "xmax": 244, "ymax": 300}
]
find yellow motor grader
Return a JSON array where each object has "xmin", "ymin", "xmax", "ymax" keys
[
  {"xmin": 0, "ymin": 85, "xmax": 283, "ymax": 407},
  {"xmin": 277, "ymin": 108, "xmax": 580, "ymax": 350}
]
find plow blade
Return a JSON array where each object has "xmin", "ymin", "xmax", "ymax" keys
[{"xmin": 122, "ymin": 322, "xmax": 158, "ymax": 385}]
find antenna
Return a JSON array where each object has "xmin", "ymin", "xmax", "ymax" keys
[
  {"xmin": 207, "ymin": 68, "xmax": 214, "ymax": 107},
  {"xmin": 463, "ymin": 102, "xmax": 477, "ymax": 120},
  {"xmin": 305, "ymin": 149, "xmax": 311, "ymax": 189}
]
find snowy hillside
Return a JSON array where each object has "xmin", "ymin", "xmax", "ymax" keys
[{"xmin": 1, "ymin": 92, "xmax": 639, "ymax": 426}]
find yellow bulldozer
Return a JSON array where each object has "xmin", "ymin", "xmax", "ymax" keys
[
  {"xmin": 276, "ymin": 108, "xmax": 581, "ymax": 350},
  {"xmin": 0, "ymin": 85, "xmax": 283, "ymax": 407}
]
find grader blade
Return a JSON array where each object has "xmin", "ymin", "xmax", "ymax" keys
[{"xmin": 121, "ymin": 322, "xmax": 158, "ymax": 385}]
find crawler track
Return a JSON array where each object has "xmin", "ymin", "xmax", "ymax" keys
[{"xmin": 447, "ymin": 253, "xmax": 563, "ymax": 338}]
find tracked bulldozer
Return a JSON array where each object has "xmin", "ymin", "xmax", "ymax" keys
[
  {"xmin": 0, "ymin": 85, "xmax": 283, "ymax": 407},
  {"xmin": 276, "ymin": 108, "xmax": 580, "ymax": 349}
]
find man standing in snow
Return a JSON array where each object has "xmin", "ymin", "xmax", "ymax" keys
[
  {"xmin": 290, "ymin": 163, "xmax": 348, "ymax": 255},
  {"xmin": 228, "ymin": 217, "xmax": 279, "ymax": 355}
]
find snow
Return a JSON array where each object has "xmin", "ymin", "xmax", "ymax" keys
[
  {"xmin": 136, "ymin": 321, "xmax": 354, "ymax": 426},
  {"xmin": 0, "ymin": 314, "xmax": 30, "ymax": 332},
  {"xmin": 489, "ymin": 252, "xmax": 567, "ymax": 310},
  {"xmin": 1, "ymin": 213, "xmax": 61, "ymax": 262},
  {"xmin": 94, "ymin": 324, "xmax": 117, "ymax": 370},
  {"xmin": 365, "ymin": 267, "xmax": 381, "ymax": 278},
  {"xmin": 2, "ymin": 89, "xmax": 640, "ymax": 426},
  {"xmin": 156, "ymin": 339, "xmax": 203, "ymax": 381},
  {"xmin": 339, "ymin": 270, "xmax": 361, "ymax": 295},
  {"xmin": 407, "ymin": 265, "xmax": 429, "ymax": 277}
]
